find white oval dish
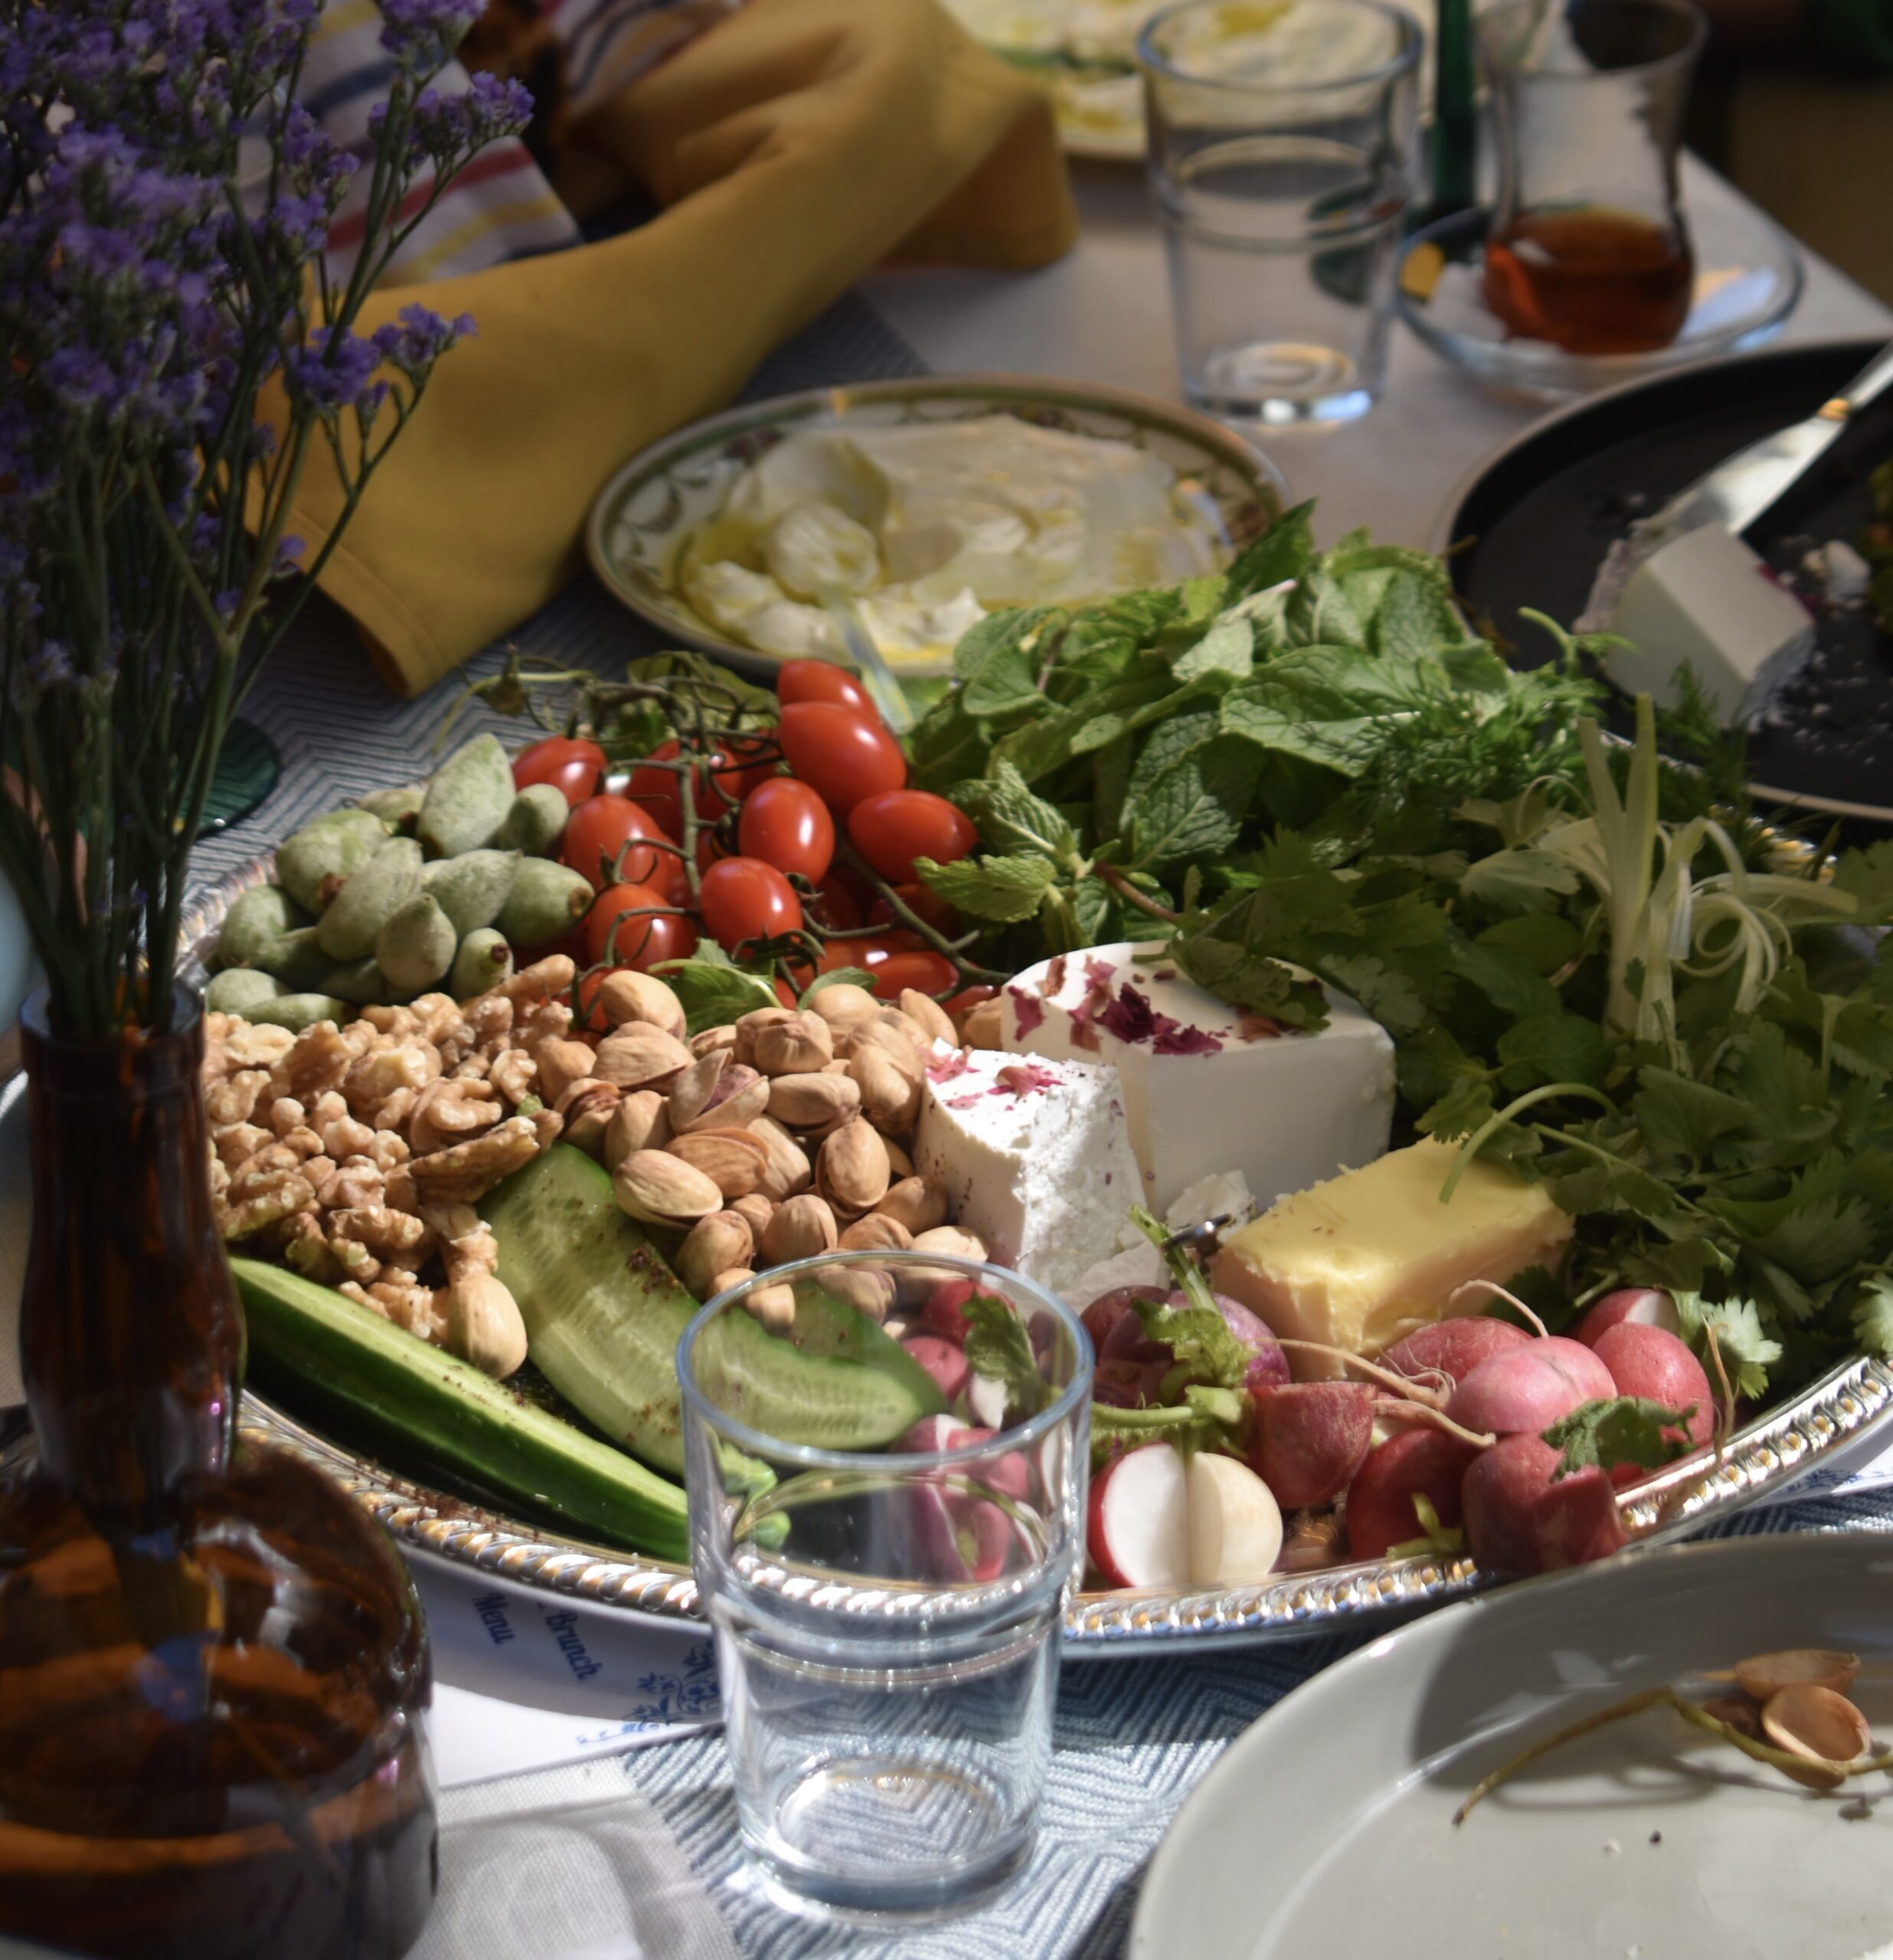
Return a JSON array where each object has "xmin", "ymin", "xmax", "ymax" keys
[
  {"xmin": 584, "ymin": 377, "xmax": 1288, "ymax": 680},
  {"xmin": 1132, "ymin": 1530, "xmax": 1893, "ymax": 1954}
]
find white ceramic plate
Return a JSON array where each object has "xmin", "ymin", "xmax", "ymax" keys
[
  {"xmin": 1133, "ymin": 1531, "xmax": 1893, "ymax": 1956},
  {"xmin": 584, "ymin": 376, "xmax": 1288, "ymax": 680}
]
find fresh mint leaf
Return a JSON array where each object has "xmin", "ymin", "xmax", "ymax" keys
[
  {"xmin": 908, "ymin": 691, "xmax": 993, "ymax": 789},
  {"xmin": 1370, "ymin": 570, "xmax": 1467, "ymax": 665},
  {"xmin": 1127, "ymin": 735, "xmax": 1254, "ymax": 869},
  {"xmin": 992, "ymin": 674, "xmax": 1172, "ymax": 782},
  {"xmin": 1172, "ymin": 616, "xmax": 1254, "ymax": 683},
  {"xmin": 916, "ymin": 851, "xmax": 1057, "ymax": 923},
  {"xmin": 953, "ymin": 606, "xmax": 1058, "ymax": 717},
  {"xmin": 1221, "ymin": 501, "xmax": 1315, "ymax": 600},
  {"xmin": 1542, "ymin": 1396, "xmax": 1695, "ymax": 1481},
  {"xmin": 654, "ymin": 956, "xmax": 780, "ymax": 1035},
  {"xmin": 952, "ymin": 761, "xmax": 1077, "ymax": 862},
  {"xmin": 1127, "ymin": 705, "xmax": 1222, "ymax": 801},
  {"xmin": 1284, "ymin": 569, "xmax": 1365, "ymax": 649},
  {"xmin": 1218, "ymin": 645, "xmax": 1434, "ymax": 776},
  {"xmin": 961, "ymin": 1293, "xmax": 1048, "ymax": 1424}
]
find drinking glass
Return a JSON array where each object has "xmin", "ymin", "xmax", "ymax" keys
[
  {"xmin": 1138, "ymin": 0, "xmax": 1423, "ymax": 426},
  {"xmin": 677, "ymin": 1252, "xmax": 1092, "ymax": 1924},
  {"xmin": 1476, "ymin": 0, "xmax": 1707, "ymax": 354}
]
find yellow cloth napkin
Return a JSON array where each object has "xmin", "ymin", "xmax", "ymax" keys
[{"xmin": 289, "ymin": 0, "xmax": 1077, "ymax": 696}]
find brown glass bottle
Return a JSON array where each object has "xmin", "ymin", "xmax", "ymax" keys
[{"xmin": 0, "ymin": 990, "xmax": 437, "ymax": 1960}]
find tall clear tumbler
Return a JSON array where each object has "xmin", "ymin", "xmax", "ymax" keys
[
  {"xmin": 678, "ymin": 1252, "xmax": 1093, "ymax": 1924},
  {"xmin": 1139, "ymin": 0, "xmax": 1423, "ymax": 426}
]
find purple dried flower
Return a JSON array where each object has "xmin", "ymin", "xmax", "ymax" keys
[
  {"xmin": 379, "ymin": 0, "xmax": 485, "ymax": 68},
  {"xmin": 371, "ymin": 301, "xmax": 476, "ymax": 375},
  {"xmin": 286, "ymin": 326, "xmax": 381, "ymax": 413}
]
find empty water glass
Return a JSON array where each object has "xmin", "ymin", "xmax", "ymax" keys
[
  {"xmin": 1139, "ymin": 0, "xmax": 1424, "ymax": 426},
  {"xmin": 677, "ymin": 1252, "xmax": 1092, "ymax": 1924}
]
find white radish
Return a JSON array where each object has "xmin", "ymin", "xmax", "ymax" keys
[
  {"xmin": 1087, "ymin": 1442, "xmax": 1191, "ymax": 1589},
  {"xmin": 1187, "ymin": 1453, "xmax": 1283, "ymax": 1587}
]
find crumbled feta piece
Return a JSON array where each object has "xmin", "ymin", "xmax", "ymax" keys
[{"xmin": 912, "ymin": 1048, "xmax": 1143, "ymax": 1301}]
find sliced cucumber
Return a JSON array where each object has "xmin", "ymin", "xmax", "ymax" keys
[
  {"xmin": 482, "ymin": 1145, "xmax": 698, "ymax": 1472},
  {"xmin": 483, "ymin": 1144, "xmax": 929, "ymax": 1459},
  {"xmin": 232, "ymin": 1256, "xmax": 687, "ymax": 1557},
  {"xmin": 691, "ymin": 1308, "xmax": 926, "ymax": 1452},
  {"xmin": 792, "ymin": 1289, "xmax": 948, "ymax": 1420}
]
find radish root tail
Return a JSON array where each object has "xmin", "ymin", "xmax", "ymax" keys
[{"xmin": 1448, "ymin": 1281, "xmax": 1550, "ymax": 1339}]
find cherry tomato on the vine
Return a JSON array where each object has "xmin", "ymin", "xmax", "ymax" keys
[
  {"xmin": 561, "ymin": 795, "xmax": 685, "ymax": 898},
  {"xmin": 738, "ymin": 776, "xmax": 835, "ymax": 884},
  {"xmin": 868, "ymin": 948, "xmax": 958, "ymax": 999},
  {"xmin": 584, "ymin": 882, "xmax": 697, "ymax": 972},
  {"xmin": 847, "ymin": 789, "xmax": 976, "ymax": 884},
  {"xmin": 775, "ymin": 660, "xmax": 877, "ymax": 718},
  {"xmin": 778, "ymin": 703, "xmax": 905, "ymax": 816},
  {"xmin": 699, "ymin": 856, "xmax": 803, "ymax": 951},
  {"xmin": 811, "ymin": 866, "xmax": 869, "ymax": 932},
  {"xmin": 626, "ymin": 735, "xmax": 779, "ymax": 837},
  {"xmin": 869, "ymin": 883, "xmax": 960, "ymax": 936},
  {"xmin": 512, "ymin": 736, "xmax": 605, "ymax": 807},
  {"xmin": 696, "ymin": 827, "xmax": 734, "ymax": 876}
]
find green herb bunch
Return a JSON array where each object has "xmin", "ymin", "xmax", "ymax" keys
[{"xmin": 905, "ymin": 506, "xmax": 1893, "ymax": 1397}]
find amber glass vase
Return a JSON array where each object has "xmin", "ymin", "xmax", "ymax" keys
[{"xmin": 0, "ymin": 988, "xmax": 437, "ymax": 1960}]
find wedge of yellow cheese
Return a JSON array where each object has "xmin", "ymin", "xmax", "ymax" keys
[{"xmin": 1210, "ymin": 1140, "xmax": 1574, "ymax": 1379}]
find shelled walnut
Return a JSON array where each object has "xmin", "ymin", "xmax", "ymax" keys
[{"xmin": 202, "ymin": 956, "xmax": 575, "ymax": 1377}]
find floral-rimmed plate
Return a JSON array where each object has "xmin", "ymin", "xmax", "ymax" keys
[{"xmin": 584, "ymin": 376, "xmax": 1289, "ymax": 681}]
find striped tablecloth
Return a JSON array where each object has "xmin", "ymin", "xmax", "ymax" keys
[{"xmin": 193, "ymin": 289, "xmax": 1893, "ymax": 1960}]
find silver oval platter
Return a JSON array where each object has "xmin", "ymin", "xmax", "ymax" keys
[{"xmin": 6, "ymin": 863, "xmax": 1887, "ymax": 1656}]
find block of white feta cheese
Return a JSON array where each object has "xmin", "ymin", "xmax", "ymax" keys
[
  {"xmin": 1606, "ymin": 524, "xmax": 1814, "ymax": 728},
  {"xmin": 1211, "ymin": 1139, "xmax": 1574, "ymax": 1377},
  {"xmin": 913, "ymin": 1050, "xmax": 1145, "ymax": 1302},
  {"xmin": 1001, "ymin": 941, "xmax": 1395, "ymax": 1213},
  {"xmin": 1065, "ymin": 1168, "xmax": 1260, "ymax": 1305}
]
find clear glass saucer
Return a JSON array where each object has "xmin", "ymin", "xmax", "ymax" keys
[{"xmin": 1396, "ymin": 202, "xmax": 1804, "ymax": 395}]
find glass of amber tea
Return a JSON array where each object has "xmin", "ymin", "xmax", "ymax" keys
[{"xmin": 1476, "ymin": 0, "xmax": 1706, "ymax": 356}]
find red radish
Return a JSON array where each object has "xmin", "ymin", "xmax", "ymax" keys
[
  {"xmin": 1087, "ymin": 1442, "xmax": 1191, "ymax": 1589},
  {"xmin": 902, "ymin": 1334, "xmax": 969, "ymax": 1406},
  {"xmin": 1461, "ymin": 1433, "xmax": 1625, "ymax": 1574},
  {"xmin": 1345, "ymin": 1429, "xmax": 1481, "ymax": 1561},
  {"xmin": 1574, "ymin": 1287, "xmax": 1680, "ymax": 1348},
  {"xmin": 1187, "ymin": 1453, "xmax": 1284, "ymax": 1586},
  {"xmin": 920, "ymin": 1279, "xmax": 976, "ymax": 1347},
  {"xmin": 1591, "ymin": 1322, "xmax": 1714, "ymax": 1484},
  {"xmin": 909, "ymin": 1484, "xmax": 1015, "ymax": 1583},
  {"xmin": 1092, "ymin": 1286, "xmax": 1175, "ymax": 1406},
  {"xmin": 1247, "ymin": 1382, "xmax": 1376, "ymax": 1508},
  {"xmin": 1177, "ymin": 1288, "xmax": 1290, "ymax": 1394},
  {"xmin": 894, "ymin": 1415, "xmax": 979, "ymax": 1454},
  {"xmin": 1446, "ymin": 1337, "xmax": 1616, "ymax": 1436},
  {"xmin": 1381, "ymin": 1317, "xmax": 1532, "ymax": 1389}
]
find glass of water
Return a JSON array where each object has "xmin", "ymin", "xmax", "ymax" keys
[
  {"xmin": 1139, "ymin": 0, "xmax": 1424, "ymax": 426},
  {"xmin": 677, "ymin": 1251, "xmax": 1092, "ymax": 1925}
]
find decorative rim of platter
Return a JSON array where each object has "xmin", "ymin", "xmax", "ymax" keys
[
  {"xmin": 177, "ymin": 864, "xmax": 1893, "ymax": 1651},
  {"xmin": 584, "ymin": 374, "xmax": 1290, "ymax": 682}
]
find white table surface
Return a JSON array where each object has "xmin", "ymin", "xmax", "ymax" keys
[{"xmin": 862, "ymin": 155, "xmax": 1892, "ymax": 551}]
